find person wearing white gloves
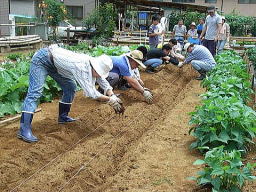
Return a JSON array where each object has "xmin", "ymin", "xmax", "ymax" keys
[
  {"xmin": 18, "ymin": 45, "xmax": 123, "ymax": 143},
  {"xmin": 101, "ymin": 50, "xmax": 154, "ymax": 104}
]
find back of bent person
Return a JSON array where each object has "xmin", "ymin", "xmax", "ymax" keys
[{"xmin": 17, "ymin": 45, "xmax": 124, "ymax": 143}]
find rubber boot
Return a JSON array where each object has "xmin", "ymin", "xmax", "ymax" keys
[
  {"xmin": 17, "ymin": 112, "xmax": 38, "ymax": 143},
  {"xmin": 58, "ymin": 102, "xmax": 76, "ymax": 123},
  {"xmin": 196, "ymin": 70, "xmax": 206, "ymax": 80}
]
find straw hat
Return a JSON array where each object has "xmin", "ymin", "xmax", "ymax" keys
[
  {"xmin": 90, "ymin": 55, "xmax": 113, "ymax": 78},
  {"xmin": 126, "ymin": 50, "xmax": 146, "ymax": 68}
]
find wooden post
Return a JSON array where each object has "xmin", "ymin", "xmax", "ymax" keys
[{"xmin": 67, "ymin": 28, "xmax": 70, "ymax": 44}]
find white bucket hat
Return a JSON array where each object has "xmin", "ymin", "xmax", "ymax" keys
[
  {"xmin": 126, "ymin": 50, "xmax": 146, "ymax": 68},
  {"xmin": 89, "ymin": 55, "xmax": 113, "ymax": 78},
  {"xmin": 190, "ymin": 22, "xmax": 196, "ymax": 26},
  {"xmin": 184, "ymin": 43, "xmax": 191, "ymax": 53}
]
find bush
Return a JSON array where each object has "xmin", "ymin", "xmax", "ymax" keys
[{"xmin": 190, "ymin": 146, "xmax": 256, "ymax": 192}]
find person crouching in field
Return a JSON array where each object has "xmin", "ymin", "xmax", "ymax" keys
[
  {"xmin": 18, "ymin": 45, "xmax": 123, "ymax": 143},
  {"xmin": 178, "ymin": 43, "xmax": 216, "ymax": 80},
  {"xmin": 99, "ymin": 50, "xmax": 154, "ymax": 104}
]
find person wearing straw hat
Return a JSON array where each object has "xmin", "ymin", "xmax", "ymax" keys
[
  {"xmin": 103, "ymin": 50, "xmax": 154, "ymax": 104},
  {"xmin": 187, "ymin": 22, "xmax": 199, "ymax": 45},
  {"xmin": 178, "ymin": 43, "xmax": 216, "ymax": 80},
  {"xmin": 18, "ymin": 45, "xmax": 123, "ymax": 143}
]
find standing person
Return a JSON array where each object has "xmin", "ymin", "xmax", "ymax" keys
[
  {"xmin": 187, "ymin": 22, "xmax": 199, "ymax": 45},
  {"xmin": 18, "ymin": 45, "xmax": 124, "ymax": 143},
  {"xmin": 197, "ymin": 18, "xmax": 205, "ymax": 44},
  {"xmin": 172, "ymin": 20, "xmax": 187, "ymax": 47},
  {"xmin": 103, "ymin": 50, "xmax": 154, "ymax": 104},
  {"xmin": 148, "ymin": 16, "xmax": 162, "ymax": 49},
  {"xmin": 199, "ymin": 6, "xmax": 222, "ymax": 57},
  {"xmin": 169, "ymin": 38, "xmax": 185, "ymax": 61},
  {"xmin": 178, "ymin": 43, "xmax": 216, "ymax": 80},
  {"xmin": 216, "ymin": 16, "xmax": 230, "ymax": 54},
  {"xmin": 157, "ymin": 17, "xmax": 168, "ymax": 48},
  {"xmin": 144, "ymin": 44, "xmax": 178, "ymax": 73}
]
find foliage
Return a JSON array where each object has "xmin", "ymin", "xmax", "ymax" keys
[
  {"xmin": 168, "ymin": 10, "xmax": 205, "ymax": 31},
  {"xmin": 66, "ymin": 42, "xmax": 140, "ymax": 56},
  {"xmin": 83, "ymin": 3, "xmax": 117, "ymax": 42},
  {"xmin": 6, "ymin": 53, "xmax": 24, "ymax": 61},
  {"xmin": 168, "ymin": 10, "xmax": 256, "ymax": 36},
  {"xmin": 246, "ymin": 48, "xmax": 256, "ymax": 68},
  {"xmin": 0, "ymin": 56, "xmax": 61, "ymax": 117},
  {"xmin": 44, "ymin": 0, "xmax": 68, "ymax": 40},
  {"xmin": 224, "ymin": 11, "xmax": 256, "ymax": 36},
  {"xmin": 189, "ymin": 51, "xmax": 255, "ymax": 153},
  {"xmin": 189, "ymin": 96, "xmax": 256, "ymax": 152},
  {"xmin": 189, "ymin": 146, "xmax": 256, "ymax": 192}
]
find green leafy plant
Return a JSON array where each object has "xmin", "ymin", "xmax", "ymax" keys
[
  {"xmin": 189, "ymin": 96, "xmax": 256, "ymax": 152},
  {"xmin": 0, "ymin": 54, "xmax": 61, "ymax": 117},
  {"xmin": 189, "ymin": 146, "xmax": 256, "ymax": 192},
  {"xmin": 246, "ymin": 48, "xmax": 256, "ymax": 68},
  {"xmin": 83, "ymin": 3, "xmax": 117, "ymax": 43},
  {"xmin": 189, "ymin": 51, "xmax": 256, "ymax": 152},
  {"xmin": 45, "ymin": 0, "xmax": 68, "ymax": 40}
]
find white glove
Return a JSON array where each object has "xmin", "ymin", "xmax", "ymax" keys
[
  {"xmin": 108, "ymin": 95, "xmax": 123, "ymax": 112},
  {"xmin": 108, "ymin": 94, "xmax": 122, "ymax": 104},
  {"xmin": 143, "ymin": 88, "xmax": 153, "ymax": 104}
]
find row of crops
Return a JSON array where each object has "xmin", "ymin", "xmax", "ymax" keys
[
  {"xmin": 189, "ymin": 51, "xmax": 256, "ymax": 192},
  {"xmin": 0, "ymin": 43, "xmax": 136, "ymax": 118}
]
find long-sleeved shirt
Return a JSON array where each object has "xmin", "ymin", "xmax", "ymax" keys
[
  {"xmin": 184, "ymin": 45, "xmax": 216, "ymax": 66},
  {"xmin": 49, "ymin": 45, "xmax": 112, "ymax": 99}
]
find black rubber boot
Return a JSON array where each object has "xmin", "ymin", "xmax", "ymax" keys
[
  {"xmin": 17, "ymin": 112, "xmax": 38, "ymax": 143},
  {"xmin": 196, "ymin": 70, "xmax": 206, "ymax": 80},
  {"xmin": 58, "ymin": 102, "xmax": 76, "ymax": 124}
]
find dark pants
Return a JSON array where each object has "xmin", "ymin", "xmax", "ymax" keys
[{"xmin": 202, "ymin": 39, "xmax": 216, "ymax": 57}]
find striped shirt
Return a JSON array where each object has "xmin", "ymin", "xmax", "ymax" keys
[
  {"xmin": 49, "ymin": 45, "xmax": 112, "ymax": 99},
  {"xmin": 184, "ymin": 45, "xmax": 216, "ymax": 66}
]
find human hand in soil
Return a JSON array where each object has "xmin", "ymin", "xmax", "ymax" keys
[
  {"xmin": 108, "ymin": 95, "xmax": 125, "ymax": 114},
  {"xmin": 143, "ymin": 88, "xmax": 153, "ymax": 104}
]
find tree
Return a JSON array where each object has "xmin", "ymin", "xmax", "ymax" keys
[
  {"xmin": 44, "ymin": 0, "xmax": 68, "ymax": 40},
  {"xmin": 83, "ymin": 3, "xmax": 117, "ymax": 41}
]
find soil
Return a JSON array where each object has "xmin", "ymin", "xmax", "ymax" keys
[{"xmin": 0, "ymin": 64, "xmax": 255, "ymax": 192}]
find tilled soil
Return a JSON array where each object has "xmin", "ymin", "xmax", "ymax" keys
[{"xmin": 0, "ymin": 64, "xmax": 255, "ymax": 192}]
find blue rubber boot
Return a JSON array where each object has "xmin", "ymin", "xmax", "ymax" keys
[
  {"xmin": 58, "ymin": 102, "xmax": 76, "ymax": 124},
  {"xmin": 17, "ymin": 112, "xmax": 38, "ymax": 143}
]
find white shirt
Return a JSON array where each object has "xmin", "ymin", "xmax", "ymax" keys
[{"xmin": 49, "ymin": 45, "xmax": 112, "ymax": 99}]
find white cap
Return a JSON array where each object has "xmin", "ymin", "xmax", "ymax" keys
[
  {"xmin": 190, "ymin": 22, "xmax": 196, "ymax": 26},
  {"xmin": 184, "ymin": 43, "xmax": 191, "ymax": 52},
  {"xmin": 222, "ymin": 16, "xmax": 226, "ymax": 20},
  {"xmin": 89, "ymin": 55, "xmax": 113, "ymax": 78}
]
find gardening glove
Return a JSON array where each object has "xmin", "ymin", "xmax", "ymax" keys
[
  {"xmin": 108, "ymin": 95, "xmax": 124, "ymax": 114},
  {"xmin": 143, "ymin": 88, "xmax": 153, "ymax": 104}
]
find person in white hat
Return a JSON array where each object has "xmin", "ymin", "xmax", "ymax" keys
[
  {"xmin": 101, "ymin": 50, "xmax": 153, "ymax": 104},
  {"xmin": 187, "ymin": 22, "xmax": 199, "ymax": 44},
  {"xmin": 216, "ymin": 16, "xmax": 230, "ymax": 54},
  {"xmin": 18, "ymin": 45, "xmax": 123, "ymax": 143},
  {"xmin": 178, "ymin": 43, "xmax": 216, "ymax": 80}
]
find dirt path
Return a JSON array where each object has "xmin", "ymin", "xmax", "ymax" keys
[{"xmin": 0, "ymin": 64, "xmax": 255, "ymax": 192}]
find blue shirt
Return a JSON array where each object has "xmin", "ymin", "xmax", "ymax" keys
[
  {"xmin": 110, "ymin": 56, "xmax": 131, "ymax": 76},
  {"xmin": 185, "ymin": 45, "xmax": 216, "ymax": 66},
  {"xmin": 148, "ymin": 24, "xmax": 160, "ymax": 45}
]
